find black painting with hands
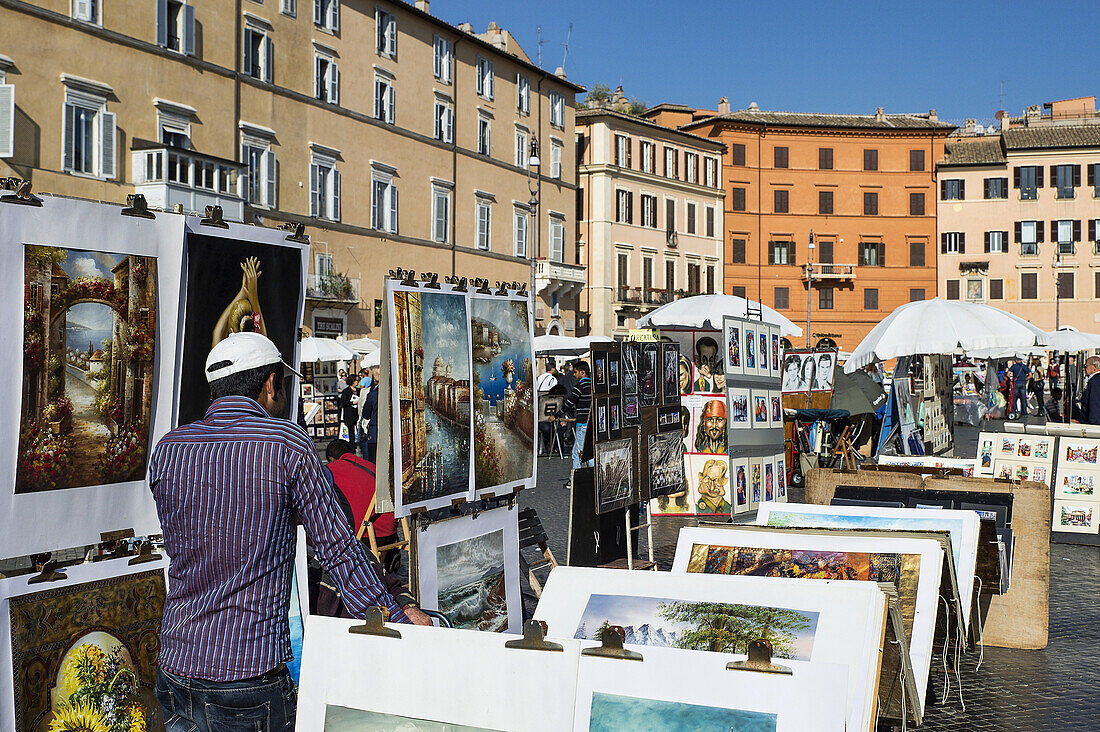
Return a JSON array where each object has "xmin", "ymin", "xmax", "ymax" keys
[{"xmin": 178, "ymin": 233, "xmax": 302, "ymax": 425}]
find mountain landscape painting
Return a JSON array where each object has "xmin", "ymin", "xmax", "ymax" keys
[
  {"xmin": 435, "ymin": 528, "xmax": 508, "ymax": 632},
  {"xmin": 588, "ymin": 692, "xmax": 777, "ymax": 732}
]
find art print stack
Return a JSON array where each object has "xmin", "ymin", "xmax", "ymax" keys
[
  {"xmin": 1053, "ymin": 436, "xmax": 1100, "ymax": 538},
  {"xmin": 721, "ymin": 315, "xmax": 788, "ymax": 514}
]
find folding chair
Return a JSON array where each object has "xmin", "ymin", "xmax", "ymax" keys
[{"xmin": 517, "ymin": 507, "xmax": 559, "ymax": 598}]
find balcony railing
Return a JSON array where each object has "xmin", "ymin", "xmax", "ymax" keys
[
  {"xmin": 1020, "ymin": 243, "xmax": 1039, "ymax": 256},
  {"xmin": 802, "ymin": 263, "xmax": 856, "ymax": 281},
  {"xmin": 534, "ymin": 258, "xmax": 586, "ymax": 285},
  {"xmin": 616, "ymin": 287, "xmax": 705, "ymax": 307},
  {"xmin": 1057, "ymin": 242, "xmax": 1076, "ymax": 256},
  {"xmin": 131, "ymin": 141, "xmax": 246, "ymax": 221},
  {"xmin": 307, "ymin": 272, "xmax": 360, "ymax": 303}
]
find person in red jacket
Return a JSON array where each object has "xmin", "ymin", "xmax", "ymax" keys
[{"xmin": 325, "ymin": 439, "xmax": 400, "ymax": 572}]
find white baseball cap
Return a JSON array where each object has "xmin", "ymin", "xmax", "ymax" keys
[{"xmin": 205, "ymin": 332, "xmax": 304, "ymax": 383}]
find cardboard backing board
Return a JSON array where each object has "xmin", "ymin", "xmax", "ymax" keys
[{"xmin": 567, "ymin": 467, "xmax": 628, "ymax": 567}]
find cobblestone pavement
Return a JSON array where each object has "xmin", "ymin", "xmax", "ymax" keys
[{"xmin": 521, "ymin": 454, "xmax": 1100, "ymax": 731}]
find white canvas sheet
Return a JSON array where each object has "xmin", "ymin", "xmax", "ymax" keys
[
  {"xmin": 415, "ymin": 506, "xmax": 522, "ymax": 633},
  {"xmin": 573, "ymin": 641, "xmax": 847, "ymax": 731},
  {"xmin": 535, "ymin": 566, "xmax": 884, "ymax": 732},
  {"xmin": 296, "ymin": 615, "xmax": 580, "ymax": 731},
  {"xmin": 672, "ymin": 525, "xmax": 943, "ymax": 714},
  {"xmin": 0, "ymin": 197, "xmax": 186, "ymax": 559},
  {"xmin": 758, "ymin": 502, "xmax": 980, "ymax": 632}
]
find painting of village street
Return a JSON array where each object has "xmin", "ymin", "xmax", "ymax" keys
[
  {"xmin": 392, "ymin": 289, "xmax": 472, "ymax": 506},
  {"xmin": 470, "ymin": 297, "xmax": 534, "ymax": 491},
  {"xmin": 436, "ymin": 528, "xmax": 509, "ymax": 632},
  {"xmin": 573, "ymin": 594, "xmax": 819, "ymax": 661},
  {"xmin": 19, "ymin": 245, "xmax": 156, "ymax": 493}
]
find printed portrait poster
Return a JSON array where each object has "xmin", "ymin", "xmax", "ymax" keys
[{"xmin": 177, "ymin": 230, "xmax": 306, "ymax": 426}]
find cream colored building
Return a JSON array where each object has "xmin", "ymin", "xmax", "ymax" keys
[
  {"xmin": 937, "ymin": 99, "xmax": 1100, "ymax": 331},
  {"xmin": 576, "ymin": 105, "xmax": 724, "ymax": 338},
  {"xmin": 0, "ymin": 0, "xmax": 583, "ymax": 339}
]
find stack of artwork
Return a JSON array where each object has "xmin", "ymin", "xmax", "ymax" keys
[
  {"xmin": 386, "ymin": 280, "xmax": 536, "ymax": 515},
  {"xmin": 1053, "ymin": 437, "xmax": 1100, "ymax": 536}
]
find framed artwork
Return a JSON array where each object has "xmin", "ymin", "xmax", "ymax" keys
[
  {"xmin": 647, "ymin": 431, "xmax": 686, "ymax": 500},
  {"xmin": 775, "ymin": 455, "xmax": 788, "ymax": 501},
  {"xmin": 770, "ymin": 390, "xmax": 783, "ymax": 424},
  {"xmin": 414, "ymin": 506, "xmax": 522, "ymax": 632},
  {"xmin": 1053, "ymin": 500, "xmax": 1098, "ymax": 534},
  {"xmin": 608, "ymin": 352, "xmax": 621, "ymax": 391},
  {"xmin": 621, "ymin": 395, "xmax": 641, "ymax": 427},
  {"xmin": 771, "ymin": 329, "xmax": 781, "ymax": 378},
  {"xmin": 749, "ymin": 458, "xmax": 764, "ymax": 508},
  {"xmin": 810, "ymin": 351, "xmax": 836, "ymax": 392},
  {"xmin": 758, "ymin": 327, "xmax": 770, "ymax": 374},
  {"xmin": 1031, "ymin": 437, "xmax": 1053, "ymax": 461},
  {"xmin": 727, "ymin": 387, "xmax": 750, "ymax": 430},
  {"xmin": 689, "ymin": 453, "xmax": 732, "ymax": 515},
  {"xmin": 1056, "ymin": 469, "xmax": 1097, "ymax": 498},
  {"xmin": 640, "ymin": 343, "xmax": 659, "ymax": 407},
  {"xmin": 976, "ymin": 433, "xmax": 996, "ymax": 474},
  {"xmin": 595, "ymin": 438, "xmax": 636, "ymax": 514},
  {"xmin": 999, "ymin": 435, "xmax": 1018, "ymax": 457},
  {"xmin": 661, "ymin": 342, "xmax": 681, "ymax": 405},
  {"xmin": 655, "ymin": 405, "xmax": 683, "ymax": 433},
  {"xmin": 689, "ymin": 334, "xmax": 721, "ymax": 395},
  {"xmin": 764, "ymin": 460, "xmax": 775, "ymax": 502},
  {"xmin": 595, "ymin": 398, "xmax": 609, "ymax": 443},
  {"xmin": 1030, "ymin": 465, "xmax": 1048, "ymax": 486},
  {"xmin": 753, "ymin": 390, "xmax": 770, "ymax": 427},
  {"xmin": 620, "ymin": 342, "xmax": 639, "ymax": 397},
  {"xmin": 723, "ymin": 320, "xmax": 743, "ymax": 376},
  {"xmin": 609, "ymin": 403, "xmax": 621, "ymax": 440},
  {"xmin": 593, "ymin": 353, "xmax": 608, "ymax": 395},
  {"xmin": 1063, "ymin": 439, "xmax": 1100, "ymax": 466},
  {"xmin": 732, "ymin": 458, "xmax": 749, "ymax": 511},
  {"xmin": 743, "ymin": 326, "xmax": 757, "ymax": 375},
  {"xmin": 781, "ymin": 350, "xmax": 814, "ymax": 393}
]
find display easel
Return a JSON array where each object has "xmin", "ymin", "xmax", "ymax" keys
[
  {"xmin": 518, "ymin": 507, "xmax": 559, "ymax": 597},
  {"xmin": 622, "ymin": 502, "xmax": 656, "ymax": 571},
  {"xmin": 357, "ymin": 492, "xmax": 412, "ymax": 567}
]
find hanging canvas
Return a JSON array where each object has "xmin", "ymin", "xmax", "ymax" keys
[
  {"xmin": 688, "ymin": 453, "xmax": 732, "ymax": 515},
  {"xmin": 727, "ymin": 387, "xmax": 750, "ymax": 430},
  {"xmin": 388, "ymin": 281, "xmax": 475, "ymax": 515},
  {"xmin": 1, "ymin": 197, "xmax": 186, "ymax": 559},
  {"xmin": 0, "ymin": 557, "xmax": 169, "ymax": 732},
  {"xmin": 771, "ymin": 328, "xmax": 781, "ymax": 378},
  {"xmin": 774, "ymin": 455, "xmax": 788, "ymax": 501},
  {"xmin": 177, "ymin": 225, "xmax": 307, "ymax": 426},
  {"xmin": 639, "ymin": 342, "xmax": 659, "ymax": 407},
  {"xmin": 732, "ymin": 458, "xmax": 749, "ymax": 511},
  {"xmin": 692, "ymin": 396, "xmax": 727, "ymax": 454},
  {"xmin": 743, "ymin": 325, "xmax": 757, "ymax": 376},
  {"xmin": 595, "ymin": 437, "xmax": 635, "ymax": 514},
  {"xmin": 749, "ymin": 457, "xmax": 763, "ymax": 508},
  {"xmin": 661, "ymin": 342, "xmax": 680, "ymax": 405},
  {"xmin": 647, "ymin": 431, "xmax": 685, "ymax": 500},
  {"xmin": 470, "ymin": 293, "xmax": 536, "ymax": 497},
  {"xmin": 780, "ymin": 350, "xmax": 811, "ymax": 393},
  {"xmin": 723, "ymin": 321, "xmax": 743, "ymax": 376},
  {"xmin": 811, "ymin": 351, "xmax": 836, "ymax": 392},
  {"xmin": 753, "ymin": 390, "xmax": 770, "ymax": 428},
  {"xmin": 414, "ymin": 506, "xmax": 521, "ymax": 633}
]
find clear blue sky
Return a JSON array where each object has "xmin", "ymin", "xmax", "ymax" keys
[{"xmin": 433, "ymin": 0, "xmax": 1100, "ymax": 125}]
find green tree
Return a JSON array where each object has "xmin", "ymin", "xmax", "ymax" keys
[
  {"xmin": 658, "ymin": 601, "xmax": 811, "ymax": 658},
  {"xmin": 580, "ymin": 84, "xmax": 612, "ymax": 109},
  {"xmin": 592, "ymin": 619, "xmax": 614, "ymax": 642},
  {"xmin": 627, "ymin": 98, "xmax": 648, "ymax": 115}
]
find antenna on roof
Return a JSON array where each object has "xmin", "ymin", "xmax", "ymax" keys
[
  {"xmin": 999, "ymin": 80, "xmax": 1007, "ymax": 115},
  {"xmin": 536, "ymin": 25, "xmax": 544, "ymax": 67},
  {"xmin": 561, "ymin": 22, "xmax": 573, "ymax": 72}
]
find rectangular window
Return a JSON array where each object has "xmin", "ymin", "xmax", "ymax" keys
[
  {"xmin": 864, "ymin": 288, "xmax": 878, "ymax": 310},
  {"xmin": 1053, "ymin": 164, "xmax": 1079, "ymax": 199},
  {"xmin": 985, "ymin": 230, "xmax": 1007, "ymax": 253},
  {"xmin": 374, "ymin": 71, "xmax": 395, "ymax": 124},
  {"xmin": 1018, "ymin": 220, "xmax": 1041, "ymax": 255},
  {"xmin": 475, "ymin": 198, "xmax": 491, "ymax": 250},
  {"xmin": 617, "ymin": 252, "xmax": 629, "ymax": 288},
  {"xmin": 641, "ymin": 194, "xmax": 656, "ymax": 228},
  {"xmin": 731, "ymin": 285, "xmax": 747, "ymax": 298},
  {"xmin": 550, "ymin": 215, "xmax": 565, "ymax": 262},
  {"xmin": 664, "ymin": 147, "xmax": 678, "ymax": 178},
  {"xmin": 909, "ymin": 192, "xmax": 925, "ymax": 216},
  {"xmin": 158, "ymin": 0, "xmax": 195, "ymax": 55},
  {"xmin": 819, "ymin": 147, "xmax": 833, "ymax": 170},
  {"xmin": 242, "ymin": 139, "xmax": 276, "ymax": 207},
  {"xmin": 615, "ymin": 135, "xmax": 630, "ymax": 168},
  {"xmin": 374, "ymin": 8, "xmax": 395, "ymax": 55},
  {"xmin": 704, "ymin": 157, "xmax": 717, "ymax": 187},
  {"xmin": 769, "ymin": 240, "xmax": 791, "ymax": 265},
  {"xmin": 705, "ymin": 206, "xmax": 715, "ymax": 237},
  {"xmin": 282, "ymin": 0, "xmax": 297, "ymax": 17},
  {"xmin": 549, "ymin": 91, "xmax": 565, "ymax": 128},
  {"xmin": 941, "ymin": 179, "xmax": 964, "ymax": 200},
  {"xmin": 243, "ymin": 26, "xmax": 272, "ymax": 82},
  {"xmin": 817, "ymin": 239, "xmax": 833, "ymax": 264},
  {"xmin": 819, "ymin": 287, "xmax": 834, "ymax": 310},
  {"xmin": 946, "ymin": 279, "xmax": 960, "ymax": 300},
  {"xmin": 642, "ymin": 258, "xmax": 653, "ymax": 291},
  {"xmin": 773, "ymin": 188, "xmax": 789, "ymax": 214},
  {"xmin": 665, "ymin": 260, "xmax": 675, "ymax": 290},
  {"xmin": 941, "ymin": 231, "xmax": 964, "ymax": 254},
  {"xmin": 615, "ymin": 190, "xmax": 631, "ymax": 223},
  {"xmin": 859, "ymin": 241, "xmax": 884, "ymax": 266},
  {"xmin": 909, "ymin": 149, "xmax": 925, "ymax": 172},
  {"xmin": 476, "ymin": 56, "xmax": 494, "ymax": 99},
  {"xmin": 516, "ymin": 74, "xmax": 530, "ymax": 114},
  {"xmin": 309, "ymin": 154, "xmax": 341, "ymax": 221},
  {"xmin": 550, "ymin": 141, "xmax": 562, "ymax": 179},
  {"xmin": 1015, "ymin": 165, "xmax": 1041, "ymax": 200},
  {"xmin": 314, "ymin": 53, "xmax": 339, "ymax": 104},
  {"xmin": 686, "ymin": 203, "xmax": 696, "ymax": 235},
  {"xmin": 687, "ymin": 263, "xmax": 700, "ymax": 293},
  {"xmin": 371, "ymin": 170, "xmax": 398, "ymax": 232},
  {"xmin": 774, "ymin": 146, "xmax": 788, "ymax": 169},
  {"xmin": 818, "ymin": 190, "xmax": 833, "ymax": 215},
  {"xmin": 909, "ymin": 240, "xmax": 925, "ymax": 267},
  {"xmin": 909, "ymin": 288, "xmax": 925, "ymax": 302},
  {"xmin": 62, "ymin": 91, "xmax": 115, "ymax": 179},
  {"xmin": 434, "ymin": 99, "xmax": 454, "ymax": 143},
  {"xmin": 314, "ymin": 0, "xmax": 340, "ymax": 31},
  {"xmin": 1091, "ymin": 163, "xmax": 1100, "ymax": 197},
  {"xmin": 984, "ymin": 177, "xmax": 1008, "ymax": 199},
  {"xmin": 685, "ymin": 152, "xmax": 698, "ymax": 184},
  {"xmin": 513, "ymin": 208, "xmax": 528, "ymax": 257},
  {"xmin": 640, "ymin": 141, "xmax": 654, "ymax": 173},
  {"xmin": 665, "ymin": 198, "xmax": 676, "ymax": 233},
  {"xmin": 72, "ymin": 0, "xmax": 99, "ymax": 24},
  {"xmin": 731, "ymin": 143, "xmax": 746, "ymax": 166},
  {"xmin": 514, "ymin": 128, "xmax": 528, "ymax": 167},
  {"xmin": 863, "ymin": 191, "xmax": 878, "ymax": 215},
  {"xmin": 433, "ymin": 35, "xmax": 452, "ymax": 83},
  {"xmin": 774, "ymin": 286, "xmax": 789, "ymax": 309},
  {"xmin": 706, "ymin": 265, "xmax": 715, "ymax": 294},
  {"xmin": 730, "ymin": 187, "xmax": 746, "ymax": 212},
  {"xmin": 863, "ymin": 149, "xmax": 878, "ymax": 171},
  {"xmin": 990, "ymin": 279, "xmax": 1003, "ymax": 300},
  {"xmin": 477, "ymin": 115, "xmax": 491, "ymax": 156},
  {"xmin": 431, "ymin": 185, "xmax": 451, "ymax": 243},
  {"xmin": 729, "ymin": 238, "xmax": 746, "ymax": 264},
  {"xmin": 1021, "ymin": 273, "xmax": 1037, "ymax": 300}
]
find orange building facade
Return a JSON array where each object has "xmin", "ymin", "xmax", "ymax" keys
[{"xmin": 647, "ymin": 104, "xmax": 954, "ymax": 349}]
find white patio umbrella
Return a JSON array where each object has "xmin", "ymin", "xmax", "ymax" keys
[
  {"xmin": 299, "ymin": 336, "xmax": 358, "ymax": 363},
  {"xmin": 533, "ymin": 334, "xmax": 614, "ymax": 357},
  {"xmin": 844, "ymin": 298, "xmax": 1048, "ymax": 373},
  {"xmin": 1044, "ymin": 327, "xmax": 1100, "ymax": 352},
  {"xmin": 636, "ymin": 294, "xmax": 803, "ymax": 337},
  {"xmin": 342, "ymin": 337, "xmax": 380, "ymax": 355},
  {"xmin": 359, "ymin": 349, "xmax": 382, "ymax": 368}
]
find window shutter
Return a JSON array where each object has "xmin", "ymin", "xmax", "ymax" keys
[
  {"xmin": 99, "ymin": 111, "xmax": 116, "ymax": 179},
  {"xmin": 314, "ymin": 57, "xmax": 322, "ymax": 98},
  {"xmin": 0, "ymin": 84, "xmax": 13, "ymax": 159},
  {"xmin": 767, "ymin": 242, "xmax": 774, "ymax": 265},
  {"xmin": 1051, "ymin": 220, "xmax": 1058, "ymax": 240},
  {"xmin": 264, "ymin": 149, "xmax": 276, "ymax": 207},
  {"xmin": 243, "ymin": 29, "xmax": 253, "ymax": 73},
  {"xmin": 877, "ymin": 241, "xmax": 885, "ymax": 267},
  {"xmin": 941, "ymin": 233, "xmax": 947, "ymax": 253},
  {"xmin": 264, "ymin": 36, "xmax": 273, "ymax": 82},
  {"xmin": 446, "ymin": 107, "xmax": 453, "ymax": 142},
  {"xmin": 331, "ymin": 0, "xmax": 340, "ymax": 32},
  {"xmin": 1036, "ymin": 166, "xmax": 1043, "ymax": 187},
  {"xmin": 1002, "ymin": 231, "xmax": 1008, "ymax": 250},
  {"xmin": 983, "ymin": 179, "xmax": 990, "ymax": 198},
  {"xmin": 787, "ymin": 240, "xmax": 796, "ymax": 265},
  {"xmin": 329, "ymin": 62, "xmax": 339, "ymax": 104},
  {"xmin": 940, "ymin": 180, "xmax": 946, "ymax": 199},
  {"xmin": 332, "ymin": 169, "xmax": 341, "ymax": 221},
  {"xmin": 627, "ymin": 139, "xmax": 632, "ymax": 169},
  {"xmin": 1073, "ymin": 219, "xmax": 1081, "ymax": 242},
  {"xmin": 1090, "ymin": 219, "xmax": 1097, "ymax": 242},
  {"xmin": 984, "ymin": 231, "xmax": 991, "ymax": 253},
  {"xmin": 309, "ymin": 163, "xmax": 319, "ymax": 217},
  {"xmin": 1012, "ymin": 167, "xmax": 1020, "ymax": 188},
  {"xmin": 183, "ymin": 4, "xmax": 196, "ymax": 55},
  {"xmin": 390, "ymin": 186, "xmax": 398, "ymax": 233},
  {"xmin": 1073, "ymin": 165, "xmax": 1081, "ymax": 188},
  {"xmin": 1037, "ymin": 221, "xmax": 1044, "ymax": 242},
  {"xmin": 156, "ymin": 0, "xmax": 168, "ymax": 46},
  {"xmin": 1050, "ymin": 165, "xmax": 1057, "ymax": 188},
  {"xmin": 1014, "ymin": 221, "xmax": 1021, "ymax": 243},
  {"xmin": 387, "ymin": 83, "xmax": 395, "ymax": 123},
  {"xmin": 317, "ymin": 0, "xmax": 325, "ymax": 26},
  {"xmin": 959, "ymin": 180, "xmax": 965, "ymax": 199},
  {"xmin": 1089, "ymin": 164, "xmax": 1097, "ymax": 187},
  {"xmin": 958, "ymin": 232, "xmax": 965, "ymax": 254},
  {"xmin": 628, "ymin": 192, "xmax": 634, "ymax": 224}
]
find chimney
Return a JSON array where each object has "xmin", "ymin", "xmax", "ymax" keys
[
  {"xmin": 554, "ymin": 66, "xmax": 566, "ymax": 79},
  {"xmin": 718, "ymin": 97, "xmax": 730, "ymax": 114},
  {"xmin": 415, "ymin": 0, "xmax": 429, "ymax": 12},
  {"xmin": 747, "ymin": 101, "xmax": 759, "ymax": 112},
  {"xmin": 875, "ymin": 107, "xmax": 886, "ymax": 122},
  {"xmin": 928, "ymin": 109, "xmax": 938, "ymax": 121},
  {"xmin": 1026, "ymin": 105, "xmax": 1041, "ymax": 123},
  {"xmin": 964, "ymin": 119, "xmax": 976, "ymax": 133},
  {"xmin": 458, "ymin": 22, "xmax": 473, "ymax": 33}
]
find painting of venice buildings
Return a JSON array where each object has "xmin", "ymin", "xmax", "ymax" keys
[
  {"xmin": 19, "ymin": 246, "xmax": 156, "ymax": 493},
  {"xmin": 436, "ymin": 528, "xmax": 508, "ymax": 632},
  {"xmin": 393, "ymin": 290, "xmax": 471, "ymax": 504},
  {"xmin": 470, "ymin": 299, "xmax": 534, "ymax": 490}
]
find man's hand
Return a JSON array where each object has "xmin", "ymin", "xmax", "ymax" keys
[{"xmin": 403, "ymin": 606, "xmax": 434, "ymax": 626}]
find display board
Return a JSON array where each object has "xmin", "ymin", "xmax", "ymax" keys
[
  {"xmin": 1, "ymin": 556, "xmax": 169, "ymax": 732},
  {"xmin": 1053, "ymin": 437, "xmax": 1100, "ymax": 537},
  {"xmin": 1, "ymin": 197, "xmax": 188, "ymax": 559},
  {"xmin": 535, "ymin": 567, "xmax": 886, "ymax": 732},
  {"xmin": 989, "ymin": 432, "xmax": 1055, "ymax": 485},
  {"xmin": 671, "ymin": 525, "xmax": 944, "ymax": 715},
  {"xmin": 385, "ymin": 279, "xmax": 536, "ymax": 516}
]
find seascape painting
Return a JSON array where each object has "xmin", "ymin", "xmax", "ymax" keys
[
  {"xmin": 393, "ymin": 289, "xmax": 473, "ymax": 507},
  {"xmin": 19, "ymin": 245, "xmax": 157, "ymax": 492},
  {"xmin": 324, "ymin": 705, "xmax": 499, "ymax": 731},
  {"xmin": 573, "ymin": 593, "xmax": 819, "ymax": 660},
  {"xmin": 436, "ymin": 528, "xmax": 508, "ymax": 632},
  {"xmin": 470, "ymin": 297, "xmax": 534, "ymax": 491},
  {"xmin": 588, "ymin": 693, "xmax": 776, "ymax": 732}
]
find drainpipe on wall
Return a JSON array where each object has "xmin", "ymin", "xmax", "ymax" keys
[{"xmin": 451, "ymin": 37, "xmax": 462, "ymax": 279}]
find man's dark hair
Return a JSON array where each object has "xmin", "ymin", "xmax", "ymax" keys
[
  {"xmin": 573, "ymin": 360, "xmax": 590, "ymax": 376},
  {"xmin": 209, "ymin": 362, "xmax": 284, "ymax": 401},
  {"xmin": 326, "ymin": 438, "xmax": 356, "ymax": 462}
]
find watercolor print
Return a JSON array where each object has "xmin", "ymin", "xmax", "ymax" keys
[
  {"xmin": 19, "ymin": 245, "xmax": 157, "ymax": 493},
  {"xmin": 471, "ymin": 297, "xmax": 534, "ymax": 491},
  {"xmin": 1064, "ymin": 441, "xmax": 1099, "ymax": 465},
  {"xmin": 436, "ymin": 528, "xmax": 508, "ymax": 632},
  {"xmin": 588, "ymin": 693, "xmax": 776, "ymax": 732}
]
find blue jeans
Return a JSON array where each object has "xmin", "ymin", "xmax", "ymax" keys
[
  {"xmin": 572, "ymin": 422, "xmax": 592, "ymax": 469},
  {"xmin": 155, "ymin": 666, "xmax": 296, "ymax": 732}
]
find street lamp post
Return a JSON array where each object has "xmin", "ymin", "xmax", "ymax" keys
[
  {"xmin": 806, "ymin": 231, "xmax": 815, "ymax": 348},
  {"xmin": 526, "ymin": 138, "xmax": 541, "ymax": 325}
]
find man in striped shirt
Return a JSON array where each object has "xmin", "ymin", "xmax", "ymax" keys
[
  {"xmin": 552, "ymin": 360, "xmax": 593, "ymax": 470},
  {"xmin": 150, "ymin": 332, "xmax": 430, "ymax": 731}
]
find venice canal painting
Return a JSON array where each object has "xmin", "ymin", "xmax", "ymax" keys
[
  {"xmin": 19, "ymin": 245, "xmax": 156, "ymax": 493},
  {"xmin": 393, "ymin": 289, "xmax": 472, "ymax": 506},
  {"xmin": 470, "ymin": 297, "xmax": 534, "ymax": 491},
  {"xmin": 436, "ymin": 528, "xmax": 508, "ymax": 632},
  {"xmin": 573, "ymin": 594, "xmax": 818, "ymax": 661}
]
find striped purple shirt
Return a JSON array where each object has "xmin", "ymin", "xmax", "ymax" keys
[{"xmin": 149, "ymin": 396, "xmax": 408, "ymax": 682}]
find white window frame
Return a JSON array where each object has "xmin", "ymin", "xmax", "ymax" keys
[
  {"xmin": 705, "ymin": 157, "xmax": 717, "ymax": 187},
  {"xmin": 157, "ymin": 0, "xmax": 196, "ymax": 55},
  {"xmin": 517, "ymin": 74, "xmax": 530, "ymax": 115},
  {"xmin": 243, "ymin": 23, "xmax": 273, "ymax": 83},
  {"xmin": 373, "ymin": 68, "xmax": 395, "ymax": 124},
  {"xmin": 0, "ymin": 76, "xmax": 14, "ymax": 160},
  {"xmin": 549, "ymin": 213, "xmax": 565, "ymax": 263},
  {"xmin": 431, "ymin": 181, "xmax": 452, "ymax": 244},
  {"xmin": 514, "ymin": 126, "xmax": 528, "ymax": 168},
  {"xmin": 477, "ymin": 114, "xmax": 491, "ymax": 156},
  {"xmin": 314, "ymin": 0, "xmax": 340, "ymax": 32},
  {"xmin": 433, "ymin": 35, "xmax": 452, "ymax": 83},
  {"xmin": 615, "ymin": 189, "xmax": 630, "ymax": 223},
  {"xmin": 281, "ymin": 0, "xmax": 296, "ymax": 17},
  {"xmin": 1021, "ymin": 220, "xmax": 1037, "ymax": 245},
  {"xmin": 550, "ymin": 140, "xmax": 562, "ymax": 179},
  {"xmin": 685, "ymin": 151, "xmax": 697, "ymax": 184},
  {"xmin": 72, "ymin": 0, "xmax": 100, "ymax": 25},
  {"xmin": 62, "ymin": 84, "xmax": 115, "ymax": 180},
  {"xmin": 943, "ymin": 231, "xmax": 962, "ymax": 254},
  {"xmin": 664, "ymin": 147, "xmax": 676, "ymax": 178},
  {"xmin": 309, "ymin": 149, "xmax": 341, "ymax": 222},
  {"xmin": 549, "ymin": 91, "xmax": 564, "ymax": 128},
  {"xmin": 640, "ymin": 141, "xmax": 653, "ymax": 174},
  {"xmin": 641, "ymin": 194, "xmax": 656, "ymax": 228},
  {"xmin": 476, "ymin": 56, "xmax": 494, "ymax": 100},
  {"xmin": 513, "ymin": 206, "xmax": 529, "ymax": 257},
  {"xmin": 375, "ymin": 8, "xmax": 396, "ymax": 56},
  {"xmin": 475, "ymin": 196, "xmax": 493, "ymax": 251},
  {"xmin": 314, "ymin": 50, "xmax": 339, "ymax": 105},
  {"xmin": 371, "ymin": 165, "xmax": 398, "ymax": 233},
  {"xmin": 315, "ymin": 251, "xmax": 334, "ymax": 277},
  {"xmin": 987, "ymin": 230, "xmax": 1005, "ymax": 254},
  {"xmin": 241, "ymin": 131, "xmax": 276, "ymax": 209},
  {"xmin": 434, "ymin": 97, "xmax": 454, "ymax": 143},
  {"xmin": 615, "ymin": 135, "xmax": 628, "ymax": 168}
]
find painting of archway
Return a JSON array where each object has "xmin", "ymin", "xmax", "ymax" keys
[{"xmin": 18, "ymin": 245, "xmax": 157, "ymax": 493}]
